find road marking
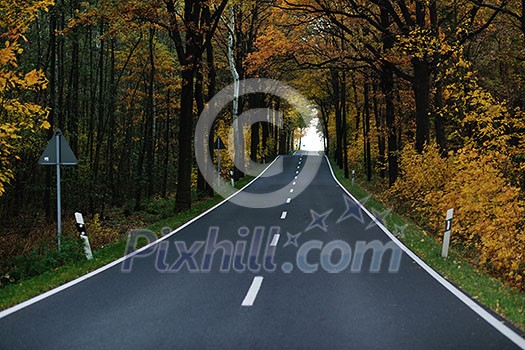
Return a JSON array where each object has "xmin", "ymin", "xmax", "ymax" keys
[
  {"xmin": 325, "ymin": 156, "xmax": 525, "ymax": 349},
  {"xmin": 295, "ymin": 176, "xmax": 298, "ymax": 179},
  {"xmin": 296, "ymin": 171, "xmax": 299, "ymax": 174},
  {"xmin": 270, "ymin": 234, "xmax": 280, "ymax": 247},
  {"xmin": 286, "ymin": 198, "xmax": 291, "ymax": 203},
  {"xmin": 0, "ymin": 158, "xmax": 284, "ymax": 320},
  {"xmin": 297, "ymin": 165, "xmax": 300, "ymax": 169},
  {"xmin": 241, "ymin": 276, "xmax": 264, "ymax": 306},
  {"xmin": 280, "ymin": 211, "xmax": 287, "ymax": 219},
  {"xmin": 299, "ymin": 161, "xmax": 302, "ymax": 165},
  {"xmin": 290, "ymin": 188, "xmax": 294, "ymax": 193},
  {"xmin": 293, "ymin": 181, "xmax": 296, "ymax": 185}
]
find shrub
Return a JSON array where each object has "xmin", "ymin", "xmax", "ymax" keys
[
  {"xmin": 5, "ymin": 232, "xmax": 84, "ymax": 285},
  {"xmin": 389, "ymin": 144, "xmax": 525, "ymax": 290}
]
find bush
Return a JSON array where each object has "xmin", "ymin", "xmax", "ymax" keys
[
  {"xmin": 4, "ymin": 233, "xmax": 84, "ymax": 285},
  {"xmin": 86, "ymin": 214, "xmax": 120, "ymax": 250},
  {"xmin": 388, "ymin": 144, "xmax": 525, "ymax": 290}
]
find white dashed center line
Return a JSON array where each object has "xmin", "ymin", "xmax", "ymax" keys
[
  {"xmin": 241, "ymin": 276, "xmax": 264, "ymax": 306},
  {"xmin": 290, "ymin": 188, "xmax": 294, "ymax": 193},
  {"xmin": 270, "ymin": 234, "xmax": 280, "ymax": 247},
  {"xmin": 280, "ymin": 211, "xmax": 287, "ymax": 219}
]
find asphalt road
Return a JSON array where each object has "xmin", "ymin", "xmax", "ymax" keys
[{"xmin": 0, "ymin": 153, "xmax": 523, "ymax": 349}]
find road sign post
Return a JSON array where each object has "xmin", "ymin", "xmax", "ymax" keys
[
  {"xmin": 39, "ymin": 129, "xmax": 78, "ymax": 252},
  {"xmin": 441, "ymin": 208, "xmax": 454, "ymax": 258}
]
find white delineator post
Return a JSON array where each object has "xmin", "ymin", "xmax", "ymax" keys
[
  {"xmin": 75, "ymin": 212, "xmax": 93, "ymax": 260},
  {"xmin": 441, "ymin": 208, "xmax": 454, "ymax": 258}
]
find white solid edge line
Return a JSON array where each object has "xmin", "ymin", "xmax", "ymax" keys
[
  {"xmin": 280, "ymin": 211, "xmax": 287, "ymax": 220},
  {"xmin": 270, "ymin": 234, "xmax": 280, "ymax": 247},
  {"xmin": 241, "ymin": 276, "xmax": 264, "ymax": 306},
  {"xmin": 0, "ymin": 157, "xmax": 283, "ymax": 320},
  {"xmin": 324, "ymin": 156, "xmax": 525, "ymax": 349}
]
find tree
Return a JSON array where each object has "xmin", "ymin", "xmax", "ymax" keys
[
  {"xmin": 0, "ymin": 0, "xmax": 53, "ymax": 195},
  {"xmin": 164, "ymin": 0, "xmax": 228, "ymax": 212}
]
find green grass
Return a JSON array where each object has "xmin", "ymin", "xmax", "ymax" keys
[
  {"xmin": 329, "ymin": 160, "xmax": 525, "ymax": 332},
  {"xmin": 0, "ymin": 176, "xmax": 254, "ymax": 311}
]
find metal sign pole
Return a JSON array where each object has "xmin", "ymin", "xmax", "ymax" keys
[
  {"xmin": 56, "ymin": 132, "xmax": 62, "ymax": 253},
  {"xmin": 38, "ymin": 129, "xmax": 78, "ymax": 253}
]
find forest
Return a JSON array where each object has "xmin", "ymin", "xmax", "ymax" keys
[{"xmin": 0, "ymin": 0, "xmax": 524, "ymax": 291}]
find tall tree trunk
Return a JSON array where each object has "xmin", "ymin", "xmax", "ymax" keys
[
  {"xmin": 342, "ymin": 72, "xmax": 349, "ymax": 179},
  {"xmin": 363, "ymin": 76, "xmax": 372, "ymax": 182},
  {"xmin": 195, "ymin": 60, "xmax": 208, "ymax": 196},
  {"xmin": 106, "ymin": 39, "xmax": 117, "ymax": 202},
  {"xmin": 412, "ymin": 58, "xmax": 431, "ymax": 153},
  {"xmin": 413, "ymin": 1, "xmax": 431, "ymax": 153},
  {"xmin": 430, "ymin": 1, "xmax": 446, "ymax": 154},
  {"xmin": 206, "ymin": 29, "xmax": 216, "ymax": 196},
  {"xmin": 57, "ymin": 1, "xmax": 65, "ymax": 129},
  {"xmin": 373, "ymin": 81, "xmax": 386, "ymax": 179},
  {"xmin": 163, "ymin": 89, "xmax": 171, "ymax": 198},
  {"xmin": 331, "ymin": 69, "xmax": 343, "ymax": 167},
  {"xmin": 67, "ymin": 0, "xmax": 80, "ymax": 154},
  {"xmin": 135, "ymin": 28, "xmax": 156, "ymax": 210},
  {"xmin": 174, "ymin": 64, "xmax": 196, "ymax": 212},
  {"xmin": 93, "ymin": 22, "xmax": 105, "ymax": 183},
  {"xmin": 380, "ymin": 7, "xmax": 399, "ymax": 185},
  {"xmin": 45, "ymin": 6, "xmax": 57, "ymax": 220}
]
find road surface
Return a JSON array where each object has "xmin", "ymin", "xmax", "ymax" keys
[{"xmin": 0, "ymin": 153, "xmax": 523, "ymax": 349}]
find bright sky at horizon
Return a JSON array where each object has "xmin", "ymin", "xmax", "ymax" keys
[{"xmin": 300, "ymin": 118, "xmax": 324, "ymax": 151}]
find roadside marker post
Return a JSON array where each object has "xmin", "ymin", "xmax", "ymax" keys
[
  {"xmin": 230, "ymin": 170, "xmax": 234, "ymax": 187},
  {"xmin": 441, "ymin": 208, "xmax": 454, "ymax": 258},
  {"xmin": 38, "ymin": 129, "xmax": 78, "ymax": 252},
  {"xmin": 351, "ymin": 170, "xmax": 355, "ymax": 186},
  {"xmin": 75, "ymin": 212, "xmax": 93, "ymax": 260}
]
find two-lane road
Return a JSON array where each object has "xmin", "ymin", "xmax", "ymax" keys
[{"xmin": 0, "ymin": 153, "xmax": 523, "ymax": 349}]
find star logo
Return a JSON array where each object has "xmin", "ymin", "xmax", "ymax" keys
[
  {"xmin": 359, "ymin": 195, "xmax": 372, "ymax": 206},
  {"xmin": 284, "ymin": 231, "xmax": 302, "ymax": 248},
  {"xmin": 393, "ymin": 223, "xmax": 408, "ymax": 238},
  {"xmin": 366, "ymin": 207, "xmax": 391, "ymax": 230},
  {"xmin": 305, "ymin": 209, "xmax": 332, "ymax": 232},
  {"xmin": 337, "ymin": 195, "xmax": 364, "ymax": 224}
]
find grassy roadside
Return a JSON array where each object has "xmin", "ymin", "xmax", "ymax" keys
[
  {"xmin": 0, "ymin": 176, "xmax": 254, "ymax": 311},
  {"xmin": 329, "ymin": 160, "xmax": 525, "ymax": 332}
]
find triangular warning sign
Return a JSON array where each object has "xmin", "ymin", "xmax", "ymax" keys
[
  {"xmin": 214, "ymin": 136, "xmax": 226, "ymax": 150},
  {"xmin": 38, "ymin": 129, "xmax": 78, "ymax": 166}
]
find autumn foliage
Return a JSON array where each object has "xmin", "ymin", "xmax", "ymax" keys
[
  {"xmin": 389, "ymin": 145, "xmax": 525, "ymax": 289},
  {"xmin": 0, "ymin": 0, "xmax": 52, "ymax": 195},
  {"xmin": 388, "ymin": 63, "xmax": 525, "ymax": 289}
]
